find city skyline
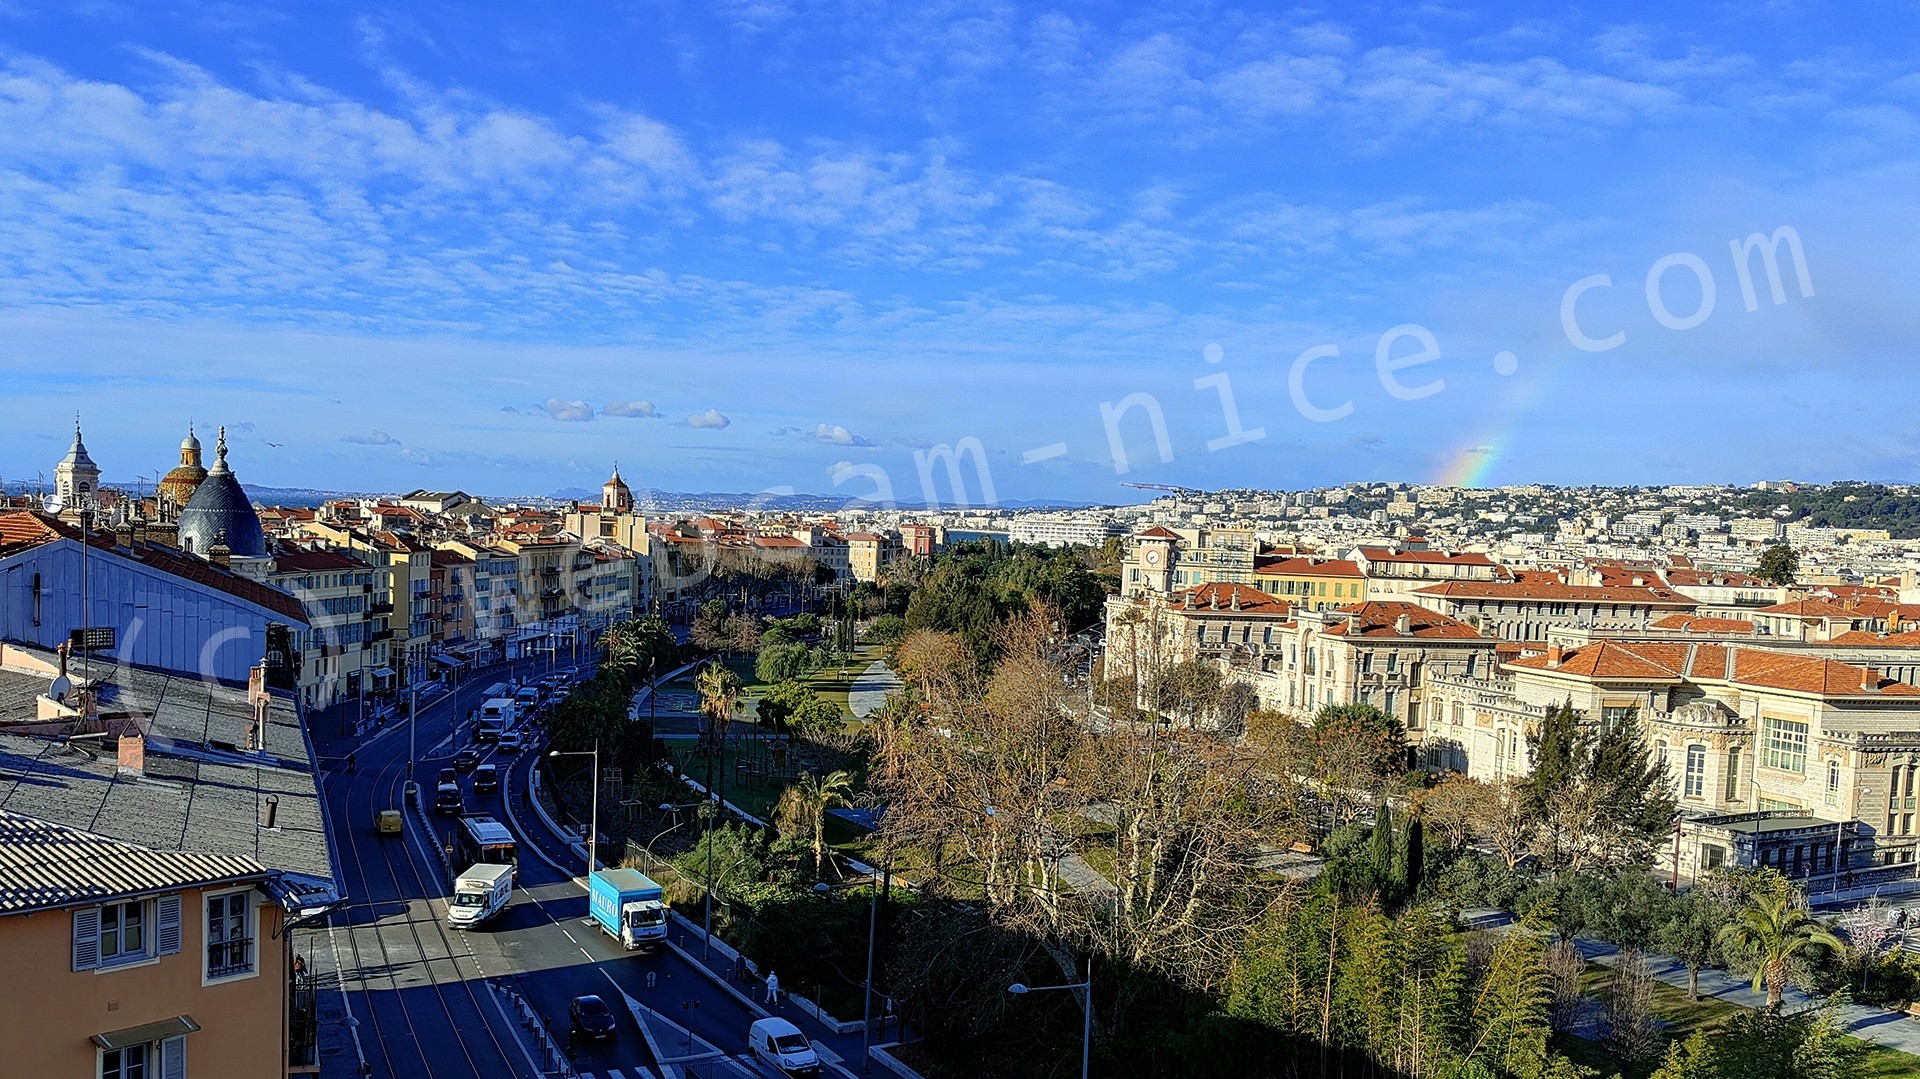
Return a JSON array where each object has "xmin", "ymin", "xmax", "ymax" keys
[{"xmin": 3, "ymin": 4, "xmax": 1916, "ymax": 500}]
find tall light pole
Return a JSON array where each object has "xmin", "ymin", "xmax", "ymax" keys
[
  {"xmin": 548, "ymin": 742, "xmax": 601, "ymax": 879},
  {"xmin": 1008, "ymin": 958, "xmax": 1092, "ymax": 1079},
  {"xmin": 812, "ymin": 873, "xmax": 882, "ymax": 1073}
]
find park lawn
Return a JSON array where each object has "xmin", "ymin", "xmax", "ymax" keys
[
  {"xmin": 798, "ymin": 641, "xmax": 893, "ymax": 718},
  {"xmin": 1558, "ymin": 960, "xmax": 1920, "ymax": 1078}
]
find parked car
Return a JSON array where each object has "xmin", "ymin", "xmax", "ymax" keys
[
  {"xmin": 472, "ymin": 764, "xmax": 499, "ymax": 795},
  {"xmin": 569, "ymin": 995, "xmax": 616, "ymax": 1042},
  {"xmin": 453, "ymin": 748, "xmax": 481, "ymax": 773}
]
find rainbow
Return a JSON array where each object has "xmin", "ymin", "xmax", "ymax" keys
[
  {"xmin": 1434, "ymin": 442, "xmax": 1500, "ymax": 487},
  {"xmin": 1428, "ymin": 361, "xmax": 1554, "ymax": 488}
]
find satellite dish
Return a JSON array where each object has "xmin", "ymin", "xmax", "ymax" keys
[{"xmin": 44, "ymin": 494, "xmax": 64, "ymax": 515}]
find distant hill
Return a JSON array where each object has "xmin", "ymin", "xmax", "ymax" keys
[{"xmin": 106, "ymin": 477, "xmax": 1106, "ymax": 513}]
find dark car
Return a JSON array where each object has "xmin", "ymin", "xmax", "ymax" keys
[
  {"xmin": 437, "ymin": 767, "xmax": 457, "ymax": 787},
  {"xmin": 471, "ymin": 763, "xmax": 499, "ymax": 795},
  {"xmin": 453, "ymin": 749, "xmax": 481, "ymax": 773},
  {"xmin": 433, "ymin": 782, "xmax": 462, "ymax": 816},
  {"xmin": 569, "ymin": 994, "xmax": 616, "ymax": 1042}
]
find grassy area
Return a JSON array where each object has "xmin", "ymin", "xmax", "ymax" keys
[{"xmin": 1556, "ymin": 959, "xmax": 1920, "ymax": 1078}]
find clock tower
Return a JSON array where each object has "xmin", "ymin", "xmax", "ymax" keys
[{"xmin": 1133, "ymin": 526, "xmax": 1179, "ymax": 595}]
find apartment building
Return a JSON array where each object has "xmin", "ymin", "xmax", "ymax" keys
[
  {"xmin": 0, "ymin": 644, "xmax": 337, "ymax": 1077},
  {"xmin": 1349, "ymin": 545, "xmax": 1499, "ymax": 600},
  {"xmin": 0, "ymin": 814, "xmax": 297, "ymax": 1077},
  {"xmin": 1411, "ymin": 578, "xmax": 1698, "ymax": 641},
  {"xmin": 1120, "ymin": 526, "xmax": 1257, "ymax": 597},
  {"xmin": 1252, "ymin": 555, "xmax": 1367, "ymax": 611},
  {"xmin": 1422, "ymin": 639, "xmax": 1920, "ymax": 888},
  {"xmin": 1250, "ymin": 601, "xmax": 1493, "ymax": 731},
  {"xmin": 265, "ymin": 545, "xmax": 387, "ymax": 709},
  {"xmin": 438, "ymin": 540, "xmax": 519, "ymax": 650},
  {"xmin": 845, "ymin": 531, "xmax": 901, "ymax": 583}
]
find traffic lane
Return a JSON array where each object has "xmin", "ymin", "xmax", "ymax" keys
[{"xmin": 326, "ymin": 724, "xmax": 534, "ymax": 1079}]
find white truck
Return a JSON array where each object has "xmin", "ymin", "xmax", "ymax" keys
[
  {"xmin": 475, "ymin": 697, "xmax": 516, "ymax": 743},
  {"xmin": 447, "ymin": 862, "xmax": 514, "ymax": 929}
]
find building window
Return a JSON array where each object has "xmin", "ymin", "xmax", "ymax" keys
[
  {"xmin": 99, "ymin": 1035, "xmax": 183, "ymax": 1079},
  {"xmin": 1762, "ymin": 716, "xmax": 1809, "ymax": 774},
  {"xmin": 99, "ymin": 900, "xmax": 147, "ymax": 964},
  {"xmin": 1826, "ymin": 760, "xmax": 1840, "ymax": 807},
  {"xmin": 1725, "ymin": 747, "xmax": 1742, "ymax": 801},
  {"xmin": 205, "ymin": 891, "xmax": 254, "ymax": 980},
  {"xmin": 100, "ymin": 1043, "xmax": 148, "ymax": 1079},
  {"xmin": 1684, "ymin": 745, "xmax": 1706, "ymax": 798}
]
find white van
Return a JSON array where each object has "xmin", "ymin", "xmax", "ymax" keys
[{"xmin": 747, "ymin": 1017, "xmax": 821, "ymax": 1078}]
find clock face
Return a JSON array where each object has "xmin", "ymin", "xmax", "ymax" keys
[{"xmin": 1146, "ymin": 550, "xmax": 1160, "ymax": 564}]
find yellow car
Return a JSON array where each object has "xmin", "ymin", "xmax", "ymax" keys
[{"xmin": 375, "ymin": 809, "xmax": 403, "ymax": 836}]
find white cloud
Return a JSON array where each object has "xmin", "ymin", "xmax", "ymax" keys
[
  {"xmin": 604, "ymin": 398, "xmax": 661, "ymax": 418},
  {"xmin": 342, "ymin": 430, "xmax": 401, "ymax": 445},
  {"xmin": 683, "ymin": 408, "xmax": 730, "ymax": 429},
  {"xmin": 543, "ymin": 397, "xmax": 595, "ymax": 422},
  {"xmin": 813, "ymin": 422, "xmax": 873, "ymax": 447}
]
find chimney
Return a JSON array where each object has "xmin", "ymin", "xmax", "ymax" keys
[
  {"xmin": 208, "ymin": 541, "xmax": 231, "ymax": 568},
  {"xmin": 1230, "ymin": 590, "xmax": 1241, "ymax": 611},
  {"xmin": 1546, "ymin": 644, "xmax": 1565, "ymax": 668},
  {"xmin": 1394, "ymin": 613, "xmax": 1413, "ymax": 635},
  {"xmin": 1210, "ymin": 591, "xmax": 1220, "ymax": 611},
  {"xmin": 116, "ymin": 731, "xmax": 145, "ymax": 775},
  {"xmin": 259, "ymin": 794, "xmax": 279, "ymax": 829},
  {"xmin": 1631, "ymin": 575, "xmax": 1645, "ymax": 587},
  {"xmin": 1864, "ymin": 667, "xmax": 1881, "ymax": 692},
  {"xmin": 1182, "ymin": 591, "xmax": 1193, "ymax": 610}
]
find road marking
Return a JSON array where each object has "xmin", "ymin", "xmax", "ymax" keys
[
  {"xmin": 581, "ymin": 946, "xmax": 596, "ymax": 960},
  {"xmin": 607, "ymin": 1070, "xmax": 627, "ymax": 1079},
  {"xmin": 562, "ymin": 929, "xmax": 579, "ymax": 944}
]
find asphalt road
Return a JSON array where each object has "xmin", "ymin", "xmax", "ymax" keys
[
  {"xmin": 319, "ymin": 654, "xmax": 578, "ymax": 1079},
  {"xmin": 320, "ymin": 638, "xmax": 868, "ymax": 1079}
]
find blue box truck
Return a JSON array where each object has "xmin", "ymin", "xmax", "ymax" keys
[{"xmin": 588, "ymin": 867, "xmax": 668, "ymax": 950}]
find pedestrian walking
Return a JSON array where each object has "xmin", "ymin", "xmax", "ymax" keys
[{"xmin": 765, "ymin": 970, "xmax": 780, "ymax": 1005}]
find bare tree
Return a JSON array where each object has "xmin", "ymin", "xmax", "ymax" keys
[{"xmin": 1606, "ymin": 948, "xmax": 1661, "ymax": 1064}]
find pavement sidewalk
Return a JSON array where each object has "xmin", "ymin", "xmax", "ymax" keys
[{"xmin": 1461, "ymin": 908, "xmax": 1920, "ymax": 1056}]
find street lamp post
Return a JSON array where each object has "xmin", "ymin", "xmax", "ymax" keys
[
  {"xmin": 1008, "ymin": 958, "xmax": 1093, "ymax": 1079},
  {"xmin": 548, "ymin": 742, "xmax": 601, "ymax": 879},
  {"xmin": 813, "ymin": 874, "xmax": 882, "ymax": 1073}
]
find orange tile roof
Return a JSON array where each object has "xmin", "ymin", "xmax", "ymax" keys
[
  {"xmin": 1650, "ymin": 614, "xmax": 1758, "ymax": 634},
  {"xmin": 1358, "ymin": 547, "xmax": 1495, "ymax": 566},
  {"xmin": 1322, "ymin": 601, "xmax": 1482, "ymax": 639},
  {"xmin": 1416, "ymin": 580, "xmax": 1695, "ymax": 604},
  {"xmin": 1255, "ymin": 556, "xmax": 1364, "ymax": 578},
  {"xmin": 1135, "ymin": 526, "xmax": 1181, "ymax": 540},
  {"xmin": 1176, "ymin": 582, "xmax": 1291, "ymax": 616},
  {"xmin": 1826, "ymin": 629, "xmax": 1920, "ymax": 648},
  {"xmin": 1755, "ymin": 598, "xmax": 1863, "ymax": 617},
  {"xmin": 1507, "ymin": 641, "xmax": 1920, "ymax": 697}
]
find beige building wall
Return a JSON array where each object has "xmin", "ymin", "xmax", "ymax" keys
[{"xmin": 0, "ymin": 883, "xmax": 289, "ymax": 1077}]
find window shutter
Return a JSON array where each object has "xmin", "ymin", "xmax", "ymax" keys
[
  {"xmin": 72, "ymin": 907, "xmax": 101, "ymax": 971},
  {"xmin": 156, "ymin": 894, "xmax": 182, "ymax": 956},
  {"xmin": 160, "ymin": 1034, "xmax": 186, "ymax": 1079}
]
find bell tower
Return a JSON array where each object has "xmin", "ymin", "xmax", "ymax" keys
[
  {"xmin": 603, "ymin": 463, "xmax": 633, "ymax": 514},
  {"xmin": 53, "ymin": 415, "xmax": 101, "ymax": 515}
]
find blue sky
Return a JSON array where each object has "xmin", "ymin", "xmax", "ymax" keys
[{"xmin": 1, "ymin": 2, "xmax": 1916, "ymax": 503}]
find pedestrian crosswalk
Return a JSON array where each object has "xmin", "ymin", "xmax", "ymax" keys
[{"xmin": 576, "ymin": 1067, "xmax": 658, "ymax": 1079}]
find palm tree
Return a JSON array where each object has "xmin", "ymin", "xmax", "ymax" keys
[
  {"xmin": 695, "ymin": 662, "xmax": 743, "ymax": 744},
  {"xmin": 779, "ymin": 769, "xmax": 856, "ymax": 876},
  {"xmin": 1716, "ymin": 892, "xmax": 1844, "ymax": 1012}
]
